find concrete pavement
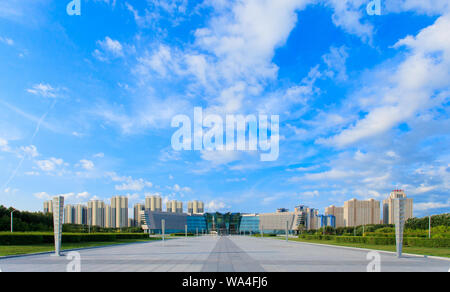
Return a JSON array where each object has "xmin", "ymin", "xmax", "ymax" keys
[{"xmin": 0, "ymin": 236, "xmax": 448, "ymax": 272}]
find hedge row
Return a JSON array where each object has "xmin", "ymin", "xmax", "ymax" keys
[
  {"xmin": 0, "ymin": 233, "xmax": 152, "ymax": 245},
  {"xmin": 299, "ymin": 235, "xmax": 450, "ymax": 248}
]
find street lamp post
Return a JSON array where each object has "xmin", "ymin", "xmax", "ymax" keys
[
  {"xmin": 10, "ymin": 210, "xmax": 17, "ymax": 233},
  {"xmin": 429, "ymin": 215, "xmax": 431, "ymax": 239}
]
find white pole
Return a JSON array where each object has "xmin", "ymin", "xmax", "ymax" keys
[
  {"xmin": 429, "ymin": 215, "xmax": 431, "ymax": 239},
  {"xmin": 286, "ymin": 221, "xmax": 289, "ymax": 242},
  {"xmin": 162, "ymin": 219, "xmax": 165, "ymax": 242},
  {"xmin": 10, "ymin": 211, "xmax": 15, "ymax": 233}
]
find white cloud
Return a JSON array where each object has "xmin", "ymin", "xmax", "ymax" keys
[
  {"xmin": 200, "ymin": 150, "xmax": 241, "ymax": 166},
  {"xmin": 325, "ymin": 0, "xmax": 373, "ymax": 43},
  {"xmin": 36, "ymin": 158, "xmax": 64, "ymax": 172},
  {"xmin": 0, "ymin": 138, "xmax": 11, "ymax": 152},
  {"xmin": 108, "ymin": 172, "xmax": 153, "ymax": 191},
  {"xmin": 0, "ymin": 36, "xmax": 13, "ymax": 46},
  {"xmin": 20, "ymin": 145, "xmax": 39, "ymax": 158},
  {"xmin": 206, "ymin": 200, "xmax": 228, "ymax": 212},
  {"xmin": 26, "ymin": 83, "xmax": 59, "ymax": 98},
  {"xmin": 94, "ymin": 36, "xmax": 124, "ymax": 61},
  {"xmin": 33, "ymin": 192, "xmax": 51, "ymax": 200},
  {"xmin": 321, "ymin": 15, "xmax": 450, "ymax": 147},
  {"xmin": 78, "ymin": 159, "xmax": 95, "ymax": 170},
  {"xmin": 322, "ymin": 46, "xmax": 349, "ymax": 81},
  {"xmin": 171, "ymin": 184, "xmax": 192, "ymax": 192},
  {"xmin": 415, "ymin": 201, "xmax": 450, "ymax": 211},
  {"xmin": 301, "ymin": 190, "xmax": 320, "ymax": 197}
]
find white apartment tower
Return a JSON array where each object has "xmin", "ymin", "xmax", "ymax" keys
[
  {"xmin": 325, "ymin": 205, "xmax": 345, "ymax": 228},
  {"xmin": 188, "ymin": 200, "xmax": 205, "ymax": 214},
  {"xmin": 88, "ymin": 200, "xmax": 106, "ymax": 227},
  {"xmin": 145, "ymin": 195, "xmax": 162, "ymax": 212},
  {"xmin": 383, "ymin": 190, "xmax": 413, "ymax": 224},
  {"xmin": 343, "ymin": 198, "xmax": 380, "ymax": 227},
  {"xmin": 111, "ymin": 196, "xmax": 128, "ymax": 228},
  {"xmin": 43, "ymin": 200, "xmax": 53, "ymax": 214}
]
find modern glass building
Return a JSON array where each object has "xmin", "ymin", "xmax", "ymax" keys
[
  {"xmin": 240, "ymin": 214, "xmax": 260, "ymax": 234},
  {"xmin": 204, "ymin": 213, "xmax": 242, "ymax": 235},
  {"xmin": 142, "ymin": 211, "xmax": 336, "ymax": 235},
  {"xmin": 187, "ymin": 214, "xmax": 208, "ymax": 234}
]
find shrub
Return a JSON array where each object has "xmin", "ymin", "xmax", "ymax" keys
[{"xmin": 0, "ymin": 233, "xmax": 152, "ymax": 245}]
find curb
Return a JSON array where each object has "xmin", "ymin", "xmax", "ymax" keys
[
  {"xmin": 0, "ymin": 238, "xmax": 166, "ymax": 260},
  {"xmin": 266, "ymin": 237, "xmax": 450, "ymax": 262}
]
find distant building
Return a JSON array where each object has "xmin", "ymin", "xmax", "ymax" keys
[
  {"xmin": 317, "ymin": 215, "xmax": 336, "ymax": 229},
  {"xmin": 133, "ymin": 203, "xmax": 145, "ymax": 226},
  {"xmin": 167, "ymin": 200, "xmax": 183, "ymax": 213},
  {"xmin": 145, "ymin": 195, "xmax": 162, "ymax": 212},
  {"xmin": 64, "ymin": 205, "xmax": 76, "ymax": 224},
  {"xmin": 187, "ymin": 201, "xmax": 205, "ymax": 214},
  {"xmin": 277, "ymin": 208, "xmax": 289, "ymax": 213},
  {"xmin": 88, "ymin": 200, "xmax": 105, "ymax": 227},
  {"xmin": 75, "ymin": 204, "xmax": 87, "ymax": 225},
  {"xmin": 344, "ymin": 198, "xmax": 380, "ymax": 227},
  {"xmin": 43, "ymin": 200, "xmax": 53, "ymax": 214},
  {"xmin": 111, "ymin": 196, "xmax": 128, "ymax": 228},
  {"xmin": 325, "ymin": 205, "xmax": 345, "ymax": 228},
  {"xmin": 383, "ymin": 190, "xmax": 413, "ymax": 224},
  {"xmin": 105, "ymin": 205, "xmax": 112, "ymax": 228}
]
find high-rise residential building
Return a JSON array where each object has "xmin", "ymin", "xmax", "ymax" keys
[
  {"xmin": 111, "ymin": 196, "xmax": 128, "ymax": 228},
  {"xmin": 87, "ymin": 200, "xmax": 105, "ymax": 227},
  {"xmin": 105, "ymin": 204, "xmax": 112, "ymax": 228},
  {"xmin": 187, "ymin": 201, "xmax": 205, "ymax": 214},
  {"xmin": 145, "ymin": 195, "xmax": 162, "ymax": 212},
  {"xmin": 64, "ymin": 205, "xmax": 76, "ymax": 224},
  {"xmin": 317, "ymin": 215, "xmax": 336, "ymax": 229},
  {"xmin": 43, "ymin": 200, "xmax": 53, "ymax": 214},
  {"xmin": 167, "ymin": 200, "xmax": 183, "ymax": 213},
  {"xmin": 325, "ymin": 205, "xmax": 345, "ymax": 228},
  {"xmin": 306, "ymin": 208, "xmax": 319, "ymax": 230},
  {"xmin": 133, "ymin": 203, "xmax": 145, "ymax": 226},
  {"xmin": 383, "ymin": 190, "xmax": 413, "ymax": 224},
  {"xmin": 75, "ymin": 204, "xmax": 87, "ymax": 225},
  {"xmin": 343, "ymin": 198, "xmax": 380, "ymax": 227}
]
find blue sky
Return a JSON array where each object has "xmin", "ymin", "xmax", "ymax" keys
[{"xmin": 0, "ymin": 0, "xmax": 449, "ymax": 217}]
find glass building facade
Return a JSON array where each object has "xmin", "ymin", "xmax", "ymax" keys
[
  {"xmin": 204, "ymin": 213, "xmax": 242, "ymax": 235},
  {"xmin": 187, "ymin": 215, "xmax": 207, "ymax": 233},
  {"xmin": 240, "ymin": 215, "xmax": 260, "ymax": 234}
]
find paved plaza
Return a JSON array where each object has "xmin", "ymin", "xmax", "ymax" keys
[{"xmin": 0, "ymin": 236, "xmax": 448, "ymax": 272}]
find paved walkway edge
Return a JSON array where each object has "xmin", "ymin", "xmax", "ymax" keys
[
  {"xmin": 0, "ymin": 239, "xmax": 166, "ymax": 260},
  {"xmin": 260, "ymin": 237, "xmax": 450, "ymax": 262}
]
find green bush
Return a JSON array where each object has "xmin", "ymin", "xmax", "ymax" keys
[
  {"xmin": 171, "ymin": 233, "xmax": 195, "ymax": 236},
  {"xmin": 405, "ymin": 238, "xmax": 450, "ymax": 248},
  {"xmin": 299, "ymin": 234, "xmax": 450, "ymax": 248},
  {"xmin": 0, "ymin": 233, "xmax": 152, "ymax": 245}
]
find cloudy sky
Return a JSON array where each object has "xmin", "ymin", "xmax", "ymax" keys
[{"xmin": 0, "ymin": 0, "xmax": 449, "ymax": 217}]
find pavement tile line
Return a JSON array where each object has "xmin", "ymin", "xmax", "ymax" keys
[
  {"xmin": 263, "ymin": 237, "xmax": 450, "ymax": 262},
  {"xmin": 201, "ymin": 236, "xmax": 265, "ymax": 272},
  {"xmin": 1, "ymin": 236, "xmax": 449, "ymax": 272}
]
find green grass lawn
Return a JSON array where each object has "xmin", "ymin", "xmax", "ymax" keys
[
  {"xmin": 0, "ymin": 238, "xmax": 162, "ymax": 257},
  {"xmin": 281, "ymin": 237, "xmax": 450, "ymax": 258}
]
